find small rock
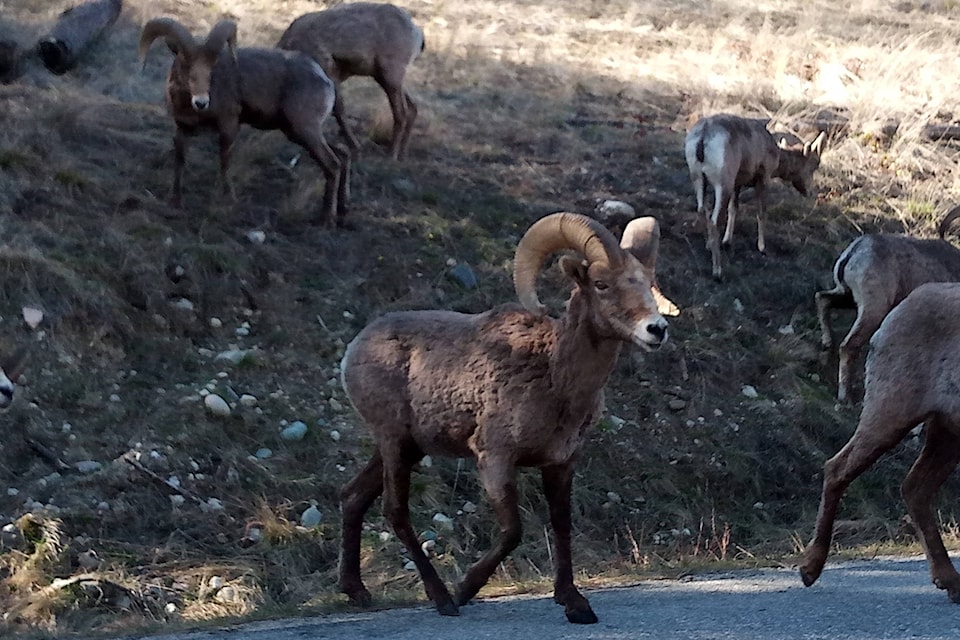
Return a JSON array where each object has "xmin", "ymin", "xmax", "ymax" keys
[
  {"xmin": 421, "ymin": 539, "xmax": 437, "ymax": 555},
  {"xmin": 280, "ymin": 421, "xmax": 309, "ymax": 441},
  {"xmin": 379, "ymin": 531, "xmax": 392, "ymax": 542},
  {"xmin": 165, "ymin": 602, "xmax": 178, "ymax": 614},
  {"xmin": 170, "ymin": 495, "xmax": 186, "ymax": 508},
  {"xmin": 595, "ymin": 199, "xmax": 636, "ymax": 220},
  {"xmin": 77, "ymin": 549, "xmax": 101, "ymax": 570},
  {"xmin": 239, "ymin": 394, "xmax": 258, "ymax": 407},
  {"xmin": 329, "ymin": 398, "xmax": 343, "ymax": 412},
  {"xmin": 22, "ymin": 306, "xmax": 43, "ymax": 330},
  {"xmin": 254, "ymin": 448, "xmax": 272, "ymax": 459},
  {"xmin": 75, "ymin": 460, "xmax": 102, "ymax": 474},
  {"xmin": 606, "ymin": 491, "xmax": 622, "ymax": 504},
  {"xmin": 668, "ymin": 399, "xmax": 687, "ymax": 411},
  {"xmin": 204, "ymin": 394, "xmax": 231, "ymax": 417},
  {"xmin": 778, "ymin": 324, "xmax": 795, "ymax": 335},
  {"xmin": 235, "ymin": 326, "xmax": 250, "ymax": 337},
  {"xmin": 208, "ymin": 576, "xmax": 224, "ymax": 589},
  {"xmin": 462, "ymin": 501, "xmax": 477, "ymax": 514},
  {"xmin": 420, "ymin": 455, "xmax": 433, "ymax": 468},
  {"xmin": 753, "ymin": 501, "xmax": 765, "ymax": 510},
  {"xmin": 202, "ymin": 498, "xmax": 224, "ymax": 512},
  {"xmin": 172, "ymin": 298, "xmax": 194, "ymax": 312},
  {"xmin": 448, "ymin": 263, "xmax": 478, "ymax": 289},
  {"xmin": 209, "ymin": 317, "xmax": 223, "ymax": 329},
  {"xmin": 403, "ymin": 559, "xmax": 417, "ymax": 571},
  {"xmin": 300, "ymin": 504, "xmax": 322, "ymax": 528},
  {"xmin": 330, "ymin": 429, "xmax": 341, "ymax": 442},
  {"xmin": 245, "ymin": 230, "xmax": 266, "ymax": 245},
  {"xmin": 741, "ymin": 385, "xmax": 759, "ymax": 399},
  {"xmin": 6, "ymin": 488, "xmax": 18, "ymax": 496},
  {"xmin": 432, "ymin": 513, "xmax": 453, "ymax": 529}
]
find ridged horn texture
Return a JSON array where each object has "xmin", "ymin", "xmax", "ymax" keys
[
  {"xmin": 1, "ymin": 345, "xmax": 28, "ymax": 382},
  {"xmin": 939, "ymin": 204, "xmax": 960, "ymax": 240},
  {"xmin": 139, "ymin": 17, "xmax": 197, "ymax": 62},
  {"xmin": 204, "ymin": 20, "xmax": 237, "ymax": 59},
  {"xmin": 513, "ymin": 212, "xmax": 623, "ymax": 315}
]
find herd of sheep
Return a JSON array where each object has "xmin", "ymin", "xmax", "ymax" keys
[{"xmin": 3, "ymin": 0, "xmax": 960, "ymax": 627}]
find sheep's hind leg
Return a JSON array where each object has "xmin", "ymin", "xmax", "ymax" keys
[
  {"xmin": 297, "ymin": 132, "xmax": 343, "ymax": 227},
  {"xmin": 815, "ymin": 287, "xmax": 852, "ymax": 351},
  {"xmin": 381, "ymin": 441, "xmax": 458, "ymax": 616},
  {"xmin": 338, "ymin": 450, "xmax": 384, "ymax": 607},
  {"xmin": 800, "ymin": 402, "xmax": 917, "ymax": 587},
  {"xmin": 375, "ymin": 69, "xmax": 409, "ymax": 161},
  {"xmin": 901, "ymin": 416, "xmax": 960, "ymax": 603},
  {"xmin": 836, "ymin": 304, "xmax": 885, "ymax": 404},
  {"xmin": 331, "ymin": 87, "xmax": 361, "ymax": 156},
  {"xmin": 455, "ymin": 457, "xmax": 522, "ymax": 607},
  {"xmin": 542, "ymin": 463, "xmax": 597, "ymax": 624},
  {"xmin": 332, "ymin": 143, "xmax": 351, "ymax": 228}
]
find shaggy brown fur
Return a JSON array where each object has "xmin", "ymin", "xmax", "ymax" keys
[
  {"xmin": 277, "ymin": 2, "xmax": 424, "ymax": 160},
  {"xmin": 684, "ymin": 114, "xmax": 826, "ymax": 280},
  {"xmin": 801, "ymin": 282, "xmax": 960, "ymax": 603},
  {"xmin": 139, "ymin": 18, "xmax": 350, "ymax": 226},
  {"xmin": 338, "ymin": 213, "xmax": 674, "ymax": 624},
  {"xmin": 816, "ymin": 205, "xmax": 960, "ymax": 402}
]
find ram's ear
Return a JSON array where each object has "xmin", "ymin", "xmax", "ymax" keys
[{"xmin": 558, "ymin": 254, "xmax": 588, "ymax": 284}]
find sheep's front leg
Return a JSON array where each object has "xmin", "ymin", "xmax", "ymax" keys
[
  {"xmin": 172, "ymin": 127, "xmax": 188, "ymax": 208},
  {"xmin": 542, "ymin": 462, "xmax": 598, "ymax": 624},
  {"xmin": 836, "ymin": 304, "xmax": 886, "ymax": 404},
  {"xmin": 753, "ymin": 181, "xmax": 768, "ymax": 254},
  {"xmin": 800, "ymin": 404, "xmax": 915, "ymax": 587},
  {"xmin": 217, "ymin": 121, "xmax": 239, "ymax": 202},
  {"xmin": 455, "ymin": 456, "xmax": 522, "ymax": 606},
  {"xmin": 901, "ymin": 418, "xmax": 960, "ymax": 603},
  {"xmin": 331, "ymin": 86, "xmax": 361, "ymax": 155},
  {"xmin": 338, "ymin": 450, "xmax": 385, "ymax": 607}
]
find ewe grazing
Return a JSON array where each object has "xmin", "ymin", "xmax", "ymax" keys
[
  {"xmin": 338, "ymin": 213, "xmax": 676, "ymax": 624},
  {"xmin": 278, "ymin": 2, "xmax": 425, "ymax": 160},
  {"xmin": 0, "ymin": 346, "xmax": 28, "ymax": 410},
  {"xmin": 816, "ymin": 205, "xmax": 960, "ymax": 403},
  {"xmin": 684, "ymin": 114, "xmax": 826, "ymax": 280},
  {"xmin": 139, "ymin": 18, "xmax": 350, "ymax": 226},
  {"xmin": 801, "ymin": 281, "xmax": 960, "ymax": 603}
]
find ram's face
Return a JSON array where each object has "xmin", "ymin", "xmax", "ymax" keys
[
  {"xmin": 589, "ymin": 257, "xmax": 669, "ymax": 352},
  {"xmin": 186, "ymin": 54, "xmax": 216, "ymax": 111}
]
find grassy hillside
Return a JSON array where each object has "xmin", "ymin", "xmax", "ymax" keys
[{"xmin": 1, "ymin": 0, "xmax": 960, "ymax": 634}]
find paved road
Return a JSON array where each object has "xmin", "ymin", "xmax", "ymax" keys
[{"xmin": 130, "ymin": 556, "xmax": 960, "ymax": 640}]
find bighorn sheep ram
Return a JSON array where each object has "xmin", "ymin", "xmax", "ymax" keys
[
  {"xmin": 338, "ymin": 213, "xmax": 676, "ymax": 623},
  {"xmin": 0, "ymin": 346, "xmax": 28, "ymax": 411},
  {"xmin": 800, "ymin": 281, "xmax": 960, "ymax": 603},
  {"xmin": 684, "ymin": 114, "xmax": 826, "ymax": 280},
  {"xmin": 816, "ymin": 205, "xmax": 960, "ymax": 403},
  {"xmin": 277, "ymin": 2, "xmax": 424, "ymax": 160},
  {"xmin": 139, "ymin": 18, "xmax": 350, "ymax": 226}
]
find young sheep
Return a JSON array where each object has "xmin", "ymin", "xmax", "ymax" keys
[
  {"xmin": 800, "ymin": 281, "xmax": 960, "ymax": 603},
  {"xmin": 816, "ymin": 205, "xmax": 960, "ymax": 403},
  {"xmin": 277, "ymin": 2, "xmax": 424, "ymax": 160},
  {"xmin": 0, "ymin": 346, "xmax": 28, "ymax": 411},
  {"xmin": 139, "ymin": 18, "xmax": 350, "ymax": 226},
  {"xmin": 684, "ymin": 114, "xmax": 826, "ymax": 280},
  {"xmin": 338, "ymin": 213, "xmax": 676, "ymax": 623}
]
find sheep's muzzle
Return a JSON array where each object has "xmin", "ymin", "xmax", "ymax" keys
[{"xmin": 192, "ymin": 94, "xmax": 210, "ymax": 111}]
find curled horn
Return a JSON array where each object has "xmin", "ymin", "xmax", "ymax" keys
[
  {"xmin": 938, "ymin": 204, "xmax": 960, "ymax": 240},
  {"xmin": 621, "ymin": 217, "xmax": 680, "ymax": 317},
  {"xmin": 513, "ymin": 213, "xmax": 623, "ymax": 316},
  {"xmin": 1, "ymin": 344, "xmax": 28, "ymax": 382},
  {"xmin": 139, "ymin": 18, "xmax": 197, "ymax": 68},
  {"xmin": 204, "ymin": 20, "xmax": 238, "ymax": 62},
  {"xmin": 804, "ymin": 130, "xmax": 827, "ymax": 156}
]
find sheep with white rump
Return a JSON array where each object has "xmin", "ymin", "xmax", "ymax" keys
[
  {"xmin": 0, "ymin": 346, "xmax": 28, "ymax": 411},
  {"xmin": 277, "ymin": 2, "xmax": 425, "ymax": 160},
  {"xmin": 684, "ymin": 114, "xmax": 826, "ymax": 280},
  {"xmin": 338, "ymin": 213, "xmax": 677, "ymax": 623},
  {"xmin": 139, "ymin": 18, "xmax": 350, "ymax": 226},
  {"xmin": 801, "ymin": 281, "xmax": 960, "ymax": 603},
  {"xmin": 816, "ymin": 205, "xmax": 960, "ymax": 403}
]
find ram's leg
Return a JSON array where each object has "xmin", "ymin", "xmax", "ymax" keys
[
  {"xmin": 395, "ymin": 91, "xmax": 418, "ymax": 160},
  {"xmin": 754, "ymin": 181, "xmax": 768, "ymax": 253},
  {"xmin": 172, "ymin": 128, "xmax": 188, "ymax": 208},
  {"xmin": 542, "ymin": 462, "xmax": 597, "ymax": 624},
  {"xmin": 901, "ymin": 416, "xmax": 960, "ymax": 603},
  {"xmin": 381, "ymin": 440, "xmax": 457, "ymax": 616},
  {"xmin": 721, "ymin": 188, "xmax": 739, "ymax": 248},
  {"xmin": 836, "ymin": 303, "xmax": 885, "ymax": 404},
  {"xmin": 332, "ymin": 86, "xmax": 361, "ymax": 155},
  {"xmin": 332, "ymin": 143, "xmax": 351, "ymax": 227},
  {"xmin": 295, "ymin": 130, "xmax": 343, "ymax": 227},
  {"xmin": 455, "ymin": 456, "xmax": 521, "ymax": 606},
  {"xmin": 815, "ymin": 287, "xmax": 853, "ymax": 351},
  {"xmin": 339, "ymin": 450, "xmax": 384, "ymax": 606},
  {"xmin": 800, "ymin": 401, "xmax": 916, "ymax": 587},
  {"xmin": 690, "ymin": 171, "xmax": 706, "ymax": 215},
  {"xmin": 374, "ymin": 67, "xmax": 409, "ymax": 161},
  {"xmin": 217, "ymin": 122, "xmax": 239, "ymax": 202},
  {"xmin": 708, "ymin": 187, "xmax": 730, "ymax": 280}
]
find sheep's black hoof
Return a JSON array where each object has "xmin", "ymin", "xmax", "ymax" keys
[
  {"xmin": 565, "ymin": 606, "xmax": 599, "ymax": 624},
  {"xmin": 435, "ymin": 599, "xmax": 460, "ymax": 617}
]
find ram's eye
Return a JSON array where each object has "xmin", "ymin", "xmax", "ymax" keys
[{"xmin": 594, "ymin": 281, "xmax": 609, "ymax": 291}]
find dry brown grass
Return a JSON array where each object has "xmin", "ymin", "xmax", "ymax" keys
[{"xmin": 1, "ymin": 0, "xmax": 960, "ymax": 635}]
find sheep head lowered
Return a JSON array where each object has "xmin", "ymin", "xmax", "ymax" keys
[
  {"xmin": 338, "ymin": 212, "xmax": 675, "ymax": 624},
  {"xmin": 0, "ymin": 346, "xmax": 28, "ymax": 411}
]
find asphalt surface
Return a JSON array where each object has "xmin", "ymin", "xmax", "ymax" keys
[{"xmin": 127, "ymin": 556, "xmax": 960, "ymax": 640}]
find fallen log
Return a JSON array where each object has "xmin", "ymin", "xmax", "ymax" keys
[{"xmin": 37, "ymin": 0, "xmax": 122, "ymax": 75}]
